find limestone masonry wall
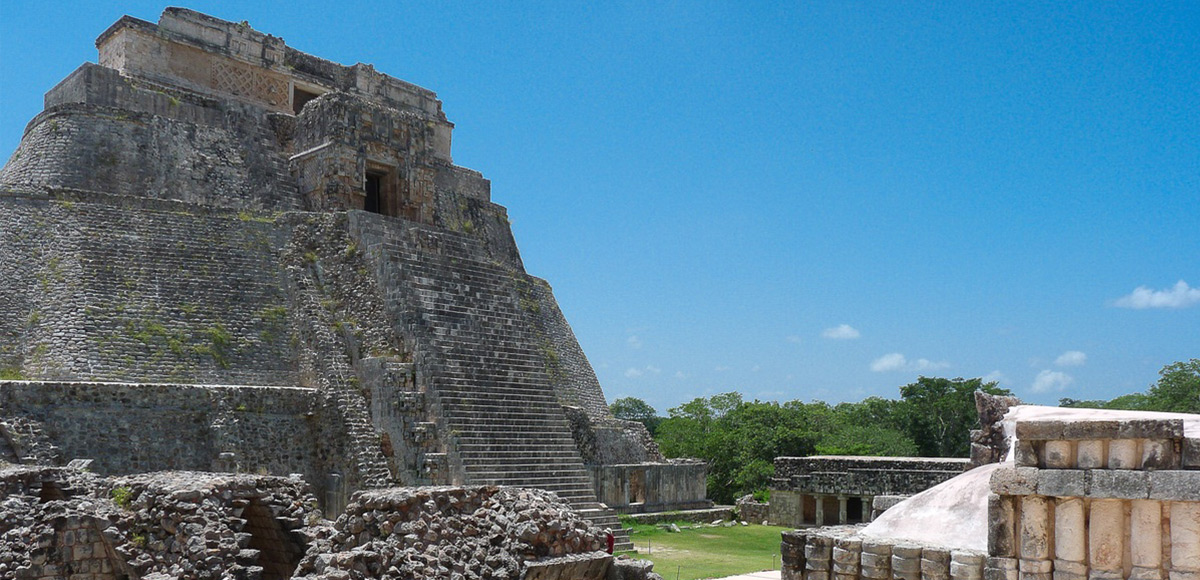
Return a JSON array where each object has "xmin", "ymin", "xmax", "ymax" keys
[
  {"xmin": 770, "ymin": 456, "xmax": 969, "ymax": 527},
  {"xmin": 780, "ymin": 416, "xmax": 1200, "ymax": 580}
]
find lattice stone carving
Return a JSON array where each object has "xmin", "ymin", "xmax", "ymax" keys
[{"xmin": 212, "ymin": 59, "xmax": 287, "ymax": 107}]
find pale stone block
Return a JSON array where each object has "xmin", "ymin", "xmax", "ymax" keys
[
  {"xmin": 1108, "ymin": 439, "xmax": 1140, "ymax": 469},
  {"xmin": 1130, "ymin": 499, "xmax": 1162, "ymax": 568},
  {"xmin": 1052, "ymin": 559, "xmax": 1088, "ymax": 580},
  {"xmin": 1019, "ymin": 496, "xmax": 1051, "ymax": 560},
  {"xmin": 1075, "ymin": 440, "xmax": 1106, "ymax": 470},
  {"xmin": 1088, "ymin": 500, "xmax": 1125, "ymax": 573},
  {"xmin": 862, "ymin": 541, "xmax": 893, "ymax": 580},
  {"xmin": 1171, "ymin": 501, "xmax": 1200, "ymax": 571},
  {"xmin": 1054, "ymin": 497, "xmax": 1086, "ymax": 563},
  {"xmin": 1020, "ymin": 558, "xmax": 1053, "ymax": 580},
  {"xmin": 892, "ymin": 544, "xmax": 923, "ymax": 580},
  {"xmin": 1131, "ymin": 568, "xmax": 1164, "ymax": 580},
  {"xmin": 1043, "ymin": 440, "xmax": 1074, "ymax": 469},
  {"xmin": 804, "ymin": 570, "xmax": 832, "ymax": 580}
]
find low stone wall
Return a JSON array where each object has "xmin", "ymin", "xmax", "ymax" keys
[
  {"xmin": 770, "ymin": 456, "xmax": 968, "ymax": 527},
  {"xmin": 0, "ymin": 381, "xmax": 323, "ymax": 481},
  {"xmin": 588, "ymin": 461, "xmax": 710, "ymax": 514}
]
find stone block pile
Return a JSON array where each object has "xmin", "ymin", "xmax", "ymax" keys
[{"xmin": 293, "ymin": 485, "xmax": 612, "ymax": 580}]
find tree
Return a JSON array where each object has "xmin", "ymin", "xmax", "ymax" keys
[
  {"xmin": 1146, "ymin": 359, "xmax": 1200, "ymax": 413},
  {"xmin": 609, "ymin": 397, "xmax": 662, "ymax": 434},
  {"xmin": 895, "ymin": 376, "xmax": 1011, "ymax": 458},
  {"xmin": 1058, "ymin": 359, "xmax": 1199, "ymax": 414}
]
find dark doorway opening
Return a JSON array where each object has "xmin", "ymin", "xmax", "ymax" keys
[
  {"xmin": 365, "ymin": 171, "xmax": 384, "ymax": 214},
  {"xmin": 243, "ymin": 499, "xmax": 304, "ymax": 580},
  {"xmin": 292, "ymin": 87, "xmax": 321, "ymax": 115},
  {"xmin": 847, "ymin": 497, "xmax": 864, "ymax": 522}
]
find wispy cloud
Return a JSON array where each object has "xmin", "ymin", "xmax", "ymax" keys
[
  {"xmin": 1055, "ymin": 351, "xmax": 1087, "ymax": 367},
  {"xmin": 626, "ymin": 335, "xmax": 643, "ymax": 349},
  {"xmin": 982, "ymin": 370, "xmax": 1007, "ymax": 385},
  {"xmin": 786, "ymin": 335, "xmax": 803, "ymax": 344},
  {"xmin": 870, "ymin": 353, "xmax": 950, "ymax": 373},
  {"xmin": 1032, "ymin": 369, "xmax": 1074, "ymax": 393},
  {"xmin": 1114, "ymin": 280, "xmax": 1200, "ymax": 309},
  {"xmin": 624, "ymin": 365, "xmax": 660, "ymax": 378},
  {"xmin": 714, "ymin": 365, "xmax": 731, "ymax": 372},
  {"xmin": 821, "ymin": 324, "xmax": 861, "ymax": 340},
  {"xmin": 674, "ymin": 371, "xmax": 688, "ymax": 380}
]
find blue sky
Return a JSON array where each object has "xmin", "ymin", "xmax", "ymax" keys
[{"xmin": 2, "ymin": 2, "xmax": 1197, "ymax": 413}]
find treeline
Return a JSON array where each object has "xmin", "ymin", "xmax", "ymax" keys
[
  {"xmin": 613, "ymin": 376, "xmax": 1010, "ymax": 504},
  {"xmin": 611, "ymin": 359, "xmax": 1199, "ymax": 504}
]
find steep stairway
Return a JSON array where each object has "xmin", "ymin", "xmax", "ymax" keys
[{"xmin": 357, "ymin": 218, "xmax": 631, "ymax": 549}]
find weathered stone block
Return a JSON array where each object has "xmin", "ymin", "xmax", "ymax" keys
[
  {"xmin": 981, "ymin": 557, "xmax": 1015, "ymax": 580},
  {"xmin": 1149, "ymin": 471, "xmax": 1200, "ymax": 501},
  {"xmin": 1075, "ymin": 440, "xmax": 1106, "ymax": 470},
  {"xmin": 1037, "ymin": 470, "xmax": 1086, "ymax": 497},
  {"xmin": 1141, "ymin": 439, "xmax": 1178, "ymax": 470},
  {"xmin": 1089, "ymin": 470, "xmax": 1149, "ymax": 499},
  {"xmin": 1042, "ymin": 441, "xmax": 1074, "ymax": 469},
  {"xmin": 990, "ymin": 467, "xmax": 1038, "ymax": 496},
  {"xmin": 1107, "ymin": 440, "xmax": 1140, "ymax": 470},
  {"xmin": 988, "ymin": 494, "xmax": 1015, "ymax": 557},
  {"xmin": 1183, "ymin": 438, "xmax": 1200, "ymax": 470},
  {"xmin": 1016, "ymin": 421, "xmax": 1064, "ymax": 441},
  {"xmin": 923, "ymin": 548, "xmax": 952, "ymax": 580},
  {"xmin": 1062, "ymin": 420, "xmax": 1119, "ymax": 440},
  {"xmin": 1118, "ymin": 419, "xmax": 1183, "ymax": 440},
  {"xmin": 1015, "ymin": 442, "xmax": 1039, "ymax": 468}
]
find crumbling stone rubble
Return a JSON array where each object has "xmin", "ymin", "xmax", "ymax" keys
[{"xmin": 0, "ymin": 465, "xmax": 622, "ymax": 579}]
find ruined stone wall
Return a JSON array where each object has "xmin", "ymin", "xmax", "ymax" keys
[
  {"xmin": 0, "ymin": 190, "xmax": 297, "ymax": 385},
  {"xmin": 588, "ymin": 462, "xmax": 710, "ymax": 514},
  {"xmin": 0, "ymin": 381, "xmax": 323, "ymax": 480},
  {"xmin": 987, "ymin": 418, "xmax": 1200, "ymax": 580},
  {"xmin": 0, "ymin": 64, "xmax": 299, "ymax": 210}
]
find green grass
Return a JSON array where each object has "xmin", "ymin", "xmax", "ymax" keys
[{"xmin": 617, "ymin": 520, "xmax": 789, "ymax": 580}]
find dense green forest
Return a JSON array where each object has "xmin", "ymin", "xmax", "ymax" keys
[{"xmin": 612, "ymin": 359, "xmax": 1199, "ymax": 504}]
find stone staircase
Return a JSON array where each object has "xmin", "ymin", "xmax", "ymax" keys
[{"xmin": 354, "ymin": 217, "xmax": 632, "ymax": 549}]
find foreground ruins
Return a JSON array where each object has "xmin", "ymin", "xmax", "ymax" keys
[{"xmin": 782, "ymin": 406, "xmax": 1200, "ymax": 580}]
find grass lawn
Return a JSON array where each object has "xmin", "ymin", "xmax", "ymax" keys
[{"xmin": 616, "ymin": 520, "xmax": 790, "ymax": 580}]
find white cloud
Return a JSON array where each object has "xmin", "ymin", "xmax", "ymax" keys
[
  {"xmin": 624, "ymin": 368, "xmax": 643, "ymax": 378},
  {"xmin": 870, "ymin": 353, "xmax": 950, "ymax": 373},
  {"xmin": 870, "ymin": 353, "xmax": 908, "ymax": 372},
  {"xmin": 1032, "ymin": 369, "xmax": 1074, "ymax": 393},
  {"xmin": 1114, "ymin": 280, "xmax": 1200, "ymax": 309},
  {"xmin": 1055, "ymin": 351, "xmax": 1087, "ymax": 367},
  {"xmin": 786, "ymin": 335, "xmax": 803, "ymax": 344},
  {"xmin": 645, "ymin": 365, "xmax": 662, "ymax": 375},
  {"xmin": 674, "ymin": 371, "xmax": 687, "ymax": 380},
  {"xmin": 751, "ymin": 365, "xmax": 761, "ymax": 372},
  {"xmin": 626, "ymin": 335, "xmax": 643, "ymax": 349},
  {"xmin": 714, "ymin": 365, "xmax": 731, "ymax": 372},
  {"xmin": 625, "ymin": 365, "xmax": 659, "ymax": 378},
  {"xmin": 821, "ymin": 324, "xmax": 861, "ymax": 340}
]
